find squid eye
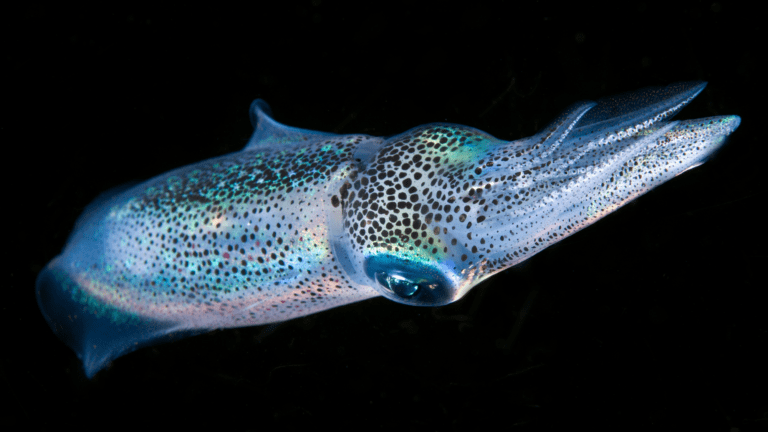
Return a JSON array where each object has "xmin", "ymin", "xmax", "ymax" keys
[{"xmin": 365, "ymin": 255, "xmax": 456, "ymax": 306}]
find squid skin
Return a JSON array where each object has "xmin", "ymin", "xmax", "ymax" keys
[{"xmin": 36, "ymin": 82, "xmax": 740, "ymax": 377}]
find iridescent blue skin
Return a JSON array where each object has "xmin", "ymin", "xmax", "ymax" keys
[{"xmin": 37, "ymin": 82, "xmax": 740, "ymax": 377}]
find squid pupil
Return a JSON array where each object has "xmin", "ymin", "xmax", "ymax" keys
[
  {"xmin": 375, "ymin": 272, "xmax": 420, "ymax": 298},
  {"xmin": 391, "ymin": 279, "xmax": 419, "ymax": 298}
]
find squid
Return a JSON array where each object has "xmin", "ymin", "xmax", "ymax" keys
[{"xmin": 36, "ymin": 81, "xmax": 740, "ymax": 377}]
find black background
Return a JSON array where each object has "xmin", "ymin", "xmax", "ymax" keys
[{"xmin": 3, "ymin": 2, "xmax": 765, "ymax": 431}]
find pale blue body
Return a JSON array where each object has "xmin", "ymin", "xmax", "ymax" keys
[{"xmin": 36, "ymin": 82, "xmax": 740, "ymax": 377}]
